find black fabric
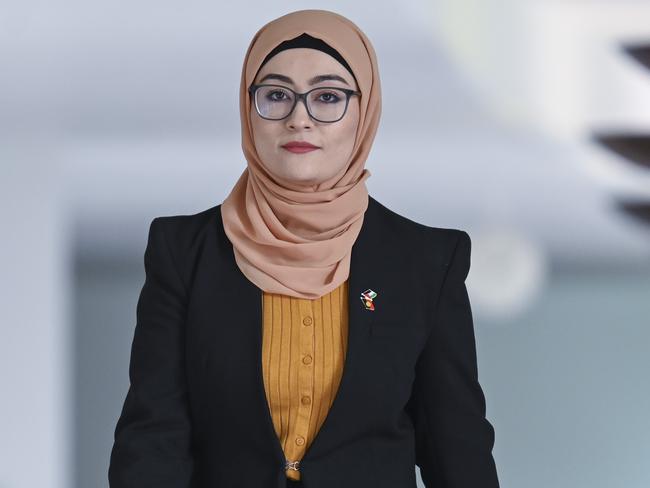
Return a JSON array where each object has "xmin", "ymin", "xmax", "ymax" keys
[
  {"xmin": 108, "ymin": 195, "xmax": 500, "ymax": 488},
  {"xmin": 258, "ymin": 33, "xmax": 357, "ymax": 85}
]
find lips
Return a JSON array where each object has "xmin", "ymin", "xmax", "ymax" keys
[
  {"xmin": 281, "ymin": 141, "xmax": 320, "ymax": 154},
  {"xmin": 282, "ymin": 141, "xmax": 319, "ymax": 148}
]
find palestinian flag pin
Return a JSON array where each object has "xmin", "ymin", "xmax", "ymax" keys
[{"xmin": 360, "ymin": 289, "xmax": 377, "ymax": 311}]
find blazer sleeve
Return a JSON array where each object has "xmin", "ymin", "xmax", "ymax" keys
[
  {"xmin": 407, "ymin": 230, "xmax": 500, "ymax": 488},
  {"xmin": 108, "ymin": 217, "xmax": 195, "ymax": 488}
]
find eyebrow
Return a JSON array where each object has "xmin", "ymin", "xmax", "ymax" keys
[{"xmin": 258, "ymin": 73, "xmax": 351, "ymax": 87}]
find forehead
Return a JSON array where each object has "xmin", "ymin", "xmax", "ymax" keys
[{"xmin": 255, "ymin": 48, "xmax": 353, "ymax": 83}]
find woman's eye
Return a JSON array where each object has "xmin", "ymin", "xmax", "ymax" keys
[
  {"xmin": 268, "ymin": 90, "xmax": 289, "ymax": 101},
  {"xmin": 317, "ymin": 92, "xmax": 341, "ymax": 103}
]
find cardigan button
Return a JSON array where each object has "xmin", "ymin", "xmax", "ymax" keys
[
  {"xmin": 302, "ymin": 355, "xmax": 312, "ymax": 365},
  {"xmin": 302, "ymin": 316, "xmax": 313, "ymax": 326},
  {"xmin": 301, "ymin": 395, "xmax": 311, "ymax": 405},
  {"xmin": 295, "ymin": 436, "xmax": 305, "ymax": 446}
]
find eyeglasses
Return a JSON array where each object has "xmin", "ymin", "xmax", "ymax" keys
[{"xmin": 248, "ymin": 84, "xmax": 361, "ymax": 123}]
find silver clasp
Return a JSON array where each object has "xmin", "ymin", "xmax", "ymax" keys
[{"xmin": 285, "ymin": 459, "xmax": 300, "ymax": 471}]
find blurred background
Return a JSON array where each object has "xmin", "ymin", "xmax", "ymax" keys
[{"xmin": 2, "ymin": 0, "xmax": 650, "ymax": 487}]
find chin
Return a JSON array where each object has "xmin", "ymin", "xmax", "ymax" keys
[
  {"xmin": 286, "ymin": 173, "xmax": 320, "ymax": 183},
  {"xmin": 279, "ymin": 168, "xmax": 321, "ymax": 184}
]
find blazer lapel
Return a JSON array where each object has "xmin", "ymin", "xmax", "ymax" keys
[{"xmin": 300, "ymin": 198, "xmax": 382, "ymax": 464}]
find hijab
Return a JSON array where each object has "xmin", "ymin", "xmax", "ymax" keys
[{"xmin": 221, "ymin": 9, "xmax": 382, "ymax": 299}]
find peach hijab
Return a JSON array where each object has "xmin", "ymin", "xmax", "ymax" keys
[{"xmin": 221, "ymin": 9, "xmax": 382, "ymax": 299}]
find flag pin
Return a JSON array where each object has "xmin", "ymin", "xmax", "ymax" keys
[{"xmin": 360, "ymin": 289, "xmax": 377, "ymax": 311}]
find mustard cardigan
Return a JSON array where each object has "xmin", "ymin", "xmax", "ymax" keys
[{"xmin": 261, "ymin": 278, "xmax": 349, "ymax": 481}]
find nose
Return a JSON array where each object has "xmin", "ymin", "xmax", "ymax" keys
[{"xmin": 285, "ymin": 98, "xmax": 313, "ymax": 130}]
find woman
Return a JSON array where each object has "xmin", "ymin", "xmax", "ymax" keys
[{"xmin": 108, "ymin": 9, "xmax": 500, "ymax": 488}]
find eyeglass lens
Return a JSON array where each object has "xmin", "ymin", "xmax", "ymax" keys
[{"xmin": 254, "ymin": 86, "xmax": 349, "ymax": 122}]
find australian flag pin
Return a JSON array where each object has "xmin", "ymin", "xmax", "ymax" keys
[{"xmin": 360, "ymin": 289, "xmax": 377, "ymax": 311}]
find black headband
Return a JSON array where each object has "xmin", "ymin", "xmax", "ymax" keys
[{"xmin": 257, "ymin": 33, "xmax": 357, "ymax": 85}]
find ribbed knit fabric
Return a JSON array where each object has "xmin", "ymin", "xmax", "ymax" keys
[{"xmin": 261, "ymin": 278, "xmax": 349, "ymax": 481}]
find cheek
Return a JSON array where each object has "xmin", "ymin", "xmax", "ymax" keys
[
  {"xmin": 250, "ymin": 108, "xmax": 262, "ymax": 138},
  {"xmin": 250, "ymin": 113, "xmax": 274, "ymax": 152},
  {"xmin": 332, "ymin": 107, "xmax": 359, "ymax": 149},
  {"xmin": 345, "ymin": 100, "xmax": 360, "ymax": 135}
]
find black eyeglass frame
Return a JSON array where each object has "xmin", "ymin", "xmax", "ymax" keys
[{"xmin": 248, "ymin": 83, "xmax": 362, "ymax": 123}]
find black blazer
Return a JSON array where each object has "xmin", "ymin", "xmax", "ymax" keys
[{"xmin": 108, "ymin": 195, "xmax": 500, "ymax": 488}]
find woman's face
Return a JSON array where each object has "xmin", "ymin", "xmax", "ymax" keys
[{"xmin": 250, "ymin": 48, "xmax": 360, "ymax": 187}]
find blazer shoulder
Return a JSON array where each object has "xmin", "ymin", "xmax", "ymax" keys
[
  {"xmin": 153, "ymin": 203, "xmax": 220, "ymax": 230},
  {"xmin": 150, "ymin": 203, "xmax": 221, "ymax": 257},
  {"xmin": 369, "ymin": 195, "xmax": 470, "ymax": 252}
]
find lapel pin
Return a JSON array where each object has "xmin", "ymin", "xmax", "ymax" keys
[{"xmin": 360, "ymin": 289, "xmax": 377, "ymax": 311}]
